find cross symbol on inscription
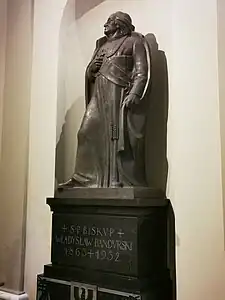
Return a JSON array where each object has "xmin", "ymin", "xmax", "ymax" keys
[
  {"xmin": 117, "ymin": 229, "xmax": 124, "ymax": 238},
  {"xmin": 87, "ymin": 250, "xmax": 94, "ymax": 258},
  {"xmin": 62, "ymin": 224, "xmax": 68, "ymax": 232}
]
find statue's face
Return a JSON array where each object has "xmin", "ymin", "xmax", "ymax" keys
[{"xmin": 104, "ymin": 15, "xmax": 118, "ymax": 36}]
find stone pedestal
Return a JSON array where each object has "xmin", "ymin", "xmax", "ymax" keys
[{"xmin": 37, "ymin": 188, "xmax": 173, "ymax": 300}]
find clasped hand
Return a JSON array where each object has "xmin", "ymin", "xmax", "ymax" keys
[{"xmin": 90, "ymin": 57, "xmax": 103, "ymax": 73}]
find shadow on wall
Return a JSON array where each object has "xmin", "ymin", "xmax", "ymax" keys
[
  {"xmin": 55, "ymin": 0, "xmax": 76, "ymax": 148},
  {"xmin": 167, "ymin": 202, "xmax": 176, "ymax": 300},
  {"xmin": 55, "ymin": 0, "xmax": 106, "ymax": 185},
  {"xmin": 75, "ymin": 0, "xmax": 105, "ymax": 19},
  {"xmin": 55, "ymin": 0, "xmax": 76, "ymax": 185},
  {"xmin": 145, "ymin": 34, "xmax": 169, "ymax": 193},
  {"xmin": 145, "ymin": 34, "xmax": 176, "ymax": 300},
  {"xmin": 55, "ymin": 97, "xmax": 84, "ymax": 185}
]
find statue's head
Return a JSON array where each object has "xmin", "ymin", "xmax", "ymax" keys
[{"xmin": 104, "ymin": 11, "xmax": 135, "ymax": 37}]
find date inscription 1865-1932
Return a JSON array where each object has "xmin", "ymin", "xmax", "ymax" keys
[{"xmin": 52, "ymin": 215, "xmax": 137, "ymax": 275}]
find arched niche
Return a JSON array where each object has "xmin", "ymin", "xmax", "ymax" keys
[
  {"xmin": 75, "ymin": 0, "xmax": 105, "ymax": 19},
  {"xmin": 55, "ymin": 0, "xmax": 172, "ymax": 185},
  {"xmin": 54, "ymin": 3, "xmax": 174, "ymax": 298}
]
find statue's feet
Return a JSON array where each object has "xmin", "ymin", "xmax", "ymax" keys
[
  {"xmin": 58, "ymin": 179, "xmax": 124, "ymax": 190},
  {"xmin": 58, "ymin": 178, "xmax": 82, "ymax": 189},
  {"xmin": 110, "ymin": 181, "xmax": 123, "ymax": 188}
]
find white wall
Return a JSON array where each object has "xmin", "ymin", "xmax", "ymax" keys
[
  {"xmin": 169, "ymin": 0, "xmax": 225, "ymax": 298},
  {"xmin": 0, "ymin": 0, "xmax": 33, "ymax": 290},
  {"xmin": 24, "ymin": 0, "xmax": 68, "ymax": 298},
  {"xmin": 218, "ymin": 0, "xmax": 225, "ymax": 239},
  {"xmin": 20, "ymin": 0, "xmax": 225, "ymax": 299},
  {"xmin": 0, "ymin": 0, "xmax": 7, "ymax": 161}
]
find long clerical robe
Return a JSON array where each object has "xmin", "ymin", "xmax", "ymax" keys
[{"xmin": 72, "ymin": 32, "xmax": 150, "ymax": 187}]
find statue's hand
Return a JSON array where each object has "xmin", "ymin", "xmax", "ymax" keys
[
  {"xmin": 123, "ymin": 94, "xmax": 140, "ymax": 108},
  {"xmin": 91, "ymin": 57, "xmax": 103, "ymax": 73}
]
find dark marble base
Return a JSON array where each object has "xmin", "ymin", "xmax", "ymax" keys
[
  {"xmin": 37, "ymin": 274, "xmax": 171, "ymax": 300},
  {"xmin": 40, "ymin": 187, "xmax": 174, "ymax": 300},
  {"xmin": 54, "ymin": 187, "xmax": 165, "ymax": 200},
  {"xmin": 44, "ymin": 264, "xmax": 171, "ymax": 293}
]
